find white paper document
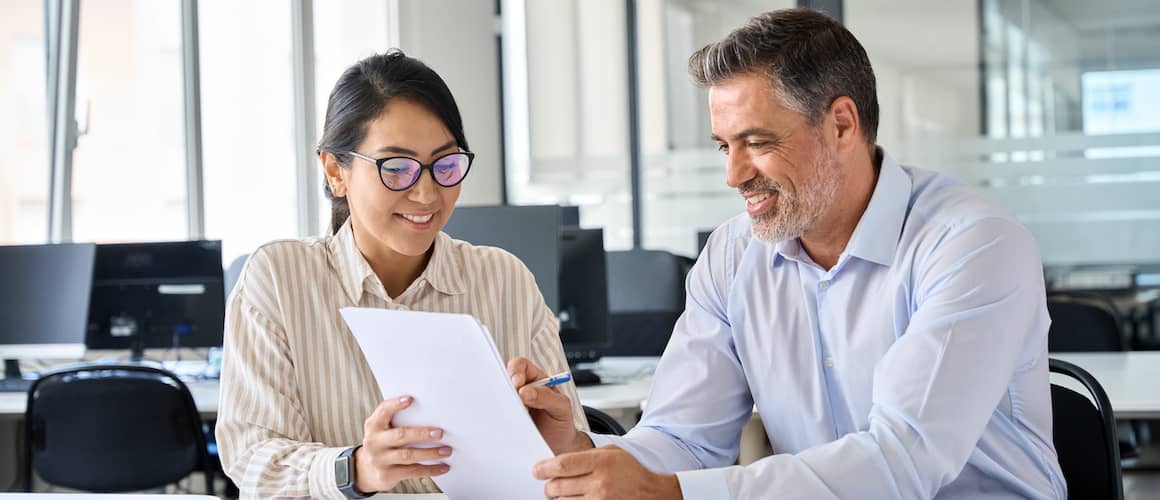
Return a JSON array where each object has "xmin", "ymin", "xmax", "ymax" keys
[{"xmin": 340, "ymin": 307, "xmax": 554, "ymax": 500}]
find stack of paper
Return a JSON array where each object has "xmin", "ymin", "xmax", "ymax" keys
[{"xmin": 341, "ymin": 308, "xmax": 553, "ymax": 500}]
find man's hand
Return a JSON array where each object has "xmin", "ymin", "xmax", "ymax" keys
[
  {"xmin": 507, "ymin": 357, "xmax": 592, "ymax": 454},
  {"xmin": 533, "ymin": 446, "xmax": 683, "ymax": 499}
]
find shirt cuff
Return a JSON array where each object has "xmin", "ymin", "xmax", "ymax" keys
[
  {"xmin": 675, "ymin": 468, "xmax": 732, "ymax": 500},
  {"xmin": 586, "ymin": 431, "xmax": 622, "ymax": 449},
  {"xmin": 309, "ymin": 445, "xmax": 350, "ymax": 500}
]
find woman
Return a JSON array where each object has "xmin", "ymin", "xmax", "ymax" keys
[{"xmin": 215, "ymin": 50, "xmax": 586, "ymax": 499}]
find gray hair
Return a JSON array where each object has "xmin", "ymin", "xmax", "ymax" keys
[{"xmin": 688, "ymin": 8, "xmax": 879, "ymax": 143}]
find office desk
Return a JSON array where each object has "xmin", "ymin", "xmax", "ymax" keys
[
  {"xmin": 7, "ymin": 354, "xmax": 1151, "ymax": 421},
  {"xmin": 0, "ymin": 376, "xmax": 649, "ymax": 420},
  {"xmin": 1053, "ymin": 351, "xmax": 1160, "ymax": 419}
]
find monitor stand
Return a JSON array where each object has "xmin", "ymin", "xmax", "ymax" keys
[
  {"xmin": 129, "ymin": 336, "xmax": 147, "ymax": 363},
  {"xmin": 3, "ymin": 359, "xmax": 22, "ymax": 381}
]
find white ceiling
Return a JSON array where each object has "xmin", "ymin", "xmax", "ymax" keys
[
  {"xmin": 1041, "ymin": 0, "xmax": 1160, "ymax": 31},
  {"xmin": 844, "ymin": 0, "xmax": 979, "ymax": 68}
]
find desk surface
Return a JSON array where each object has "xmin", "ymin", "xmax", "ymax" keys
[
  {"xmin": 5, "ymin": 352, "xmax": 1151, "ymax": 420},
  {"xmin": 0, "ymin": 373, "xmax": 651, "ymax": 419},
  {"xmin": 1052, "ymin": 351, "xmax": 1160, "ymax": 419}
]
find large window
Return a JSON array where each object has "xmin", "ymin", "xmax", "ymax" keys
[
  {"xmin": 504, "ymin": 0, "xmax": 635, "ymax": 249},
  {"xmin": 312, "ymin": 0, "xmax": 393, "ymax": 234},
  {"xmin": 70, "ymin": 0, "xmax": 187, "ymax": 243},
  {"xmin": 0, "ymin": 1, "xmax": 49, "ymax": 243},
  {"xmin": 634, "ymin": 0, "xmax": 793, "ymax": 255},
  {"xmin": 199, "ymin": 0, "xmax": 297, "ymax": 265}
]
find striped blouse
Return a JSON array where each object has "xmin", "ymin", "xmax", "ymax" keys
[{"xmin": 216, "ymin": 220, "xmax": 586, "ymax": 499}]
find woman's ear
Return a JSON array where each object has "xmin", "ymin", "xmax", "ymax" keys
[{"xmin": 320, "ymin": 151, "xmax": 348, "ymax": 197}]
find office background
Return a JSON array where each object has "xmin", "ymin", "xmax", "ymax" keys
[
  {"xmin": 3, "ymin": 0, "xmax": 1159, "ymax": 264},
  {"xmin": 1, "ymin": 0, "xmax": 1159, "ymax": 497}
]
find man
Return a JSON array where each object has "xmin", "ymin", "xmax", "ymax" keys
[{"xmin": 508, "ymin": 8, "xmax": 1066, "ymax": 500}]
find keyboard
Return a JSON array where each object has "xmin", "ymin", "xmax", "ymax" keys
[{"xmin": 0, "ymin": 378, "xmax": 34, "ymax": 393}]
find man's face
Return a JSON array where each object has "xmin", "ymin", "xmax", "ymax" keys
[{"xmin": 709, "ymin": 73, "xmax": 840, "ymax": 243}]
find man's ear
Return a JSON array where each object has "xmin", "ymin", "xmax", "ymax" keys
[{"xmin": 828, "ymin": 96, "xmax": 861, "ymax": 154}]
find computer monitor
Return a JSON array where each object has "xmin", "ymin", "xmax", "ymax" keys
[
  {"xmin": 697, "ymin": 230, "xmax": 713, "ymax": 256},
  {"xmin": 560, "ymin": 206, "xmax": 581, "ymax": 226},
  {"xmin": 0, "ymin": 243, "xmax": 95, "ymax": 381},
  {"xmin": 443, "ymin": 205, "xmax": 562, "ymax": 312},
  {"xmin": 558, "ymin": 227, "xmax": 610, "ymax": 365},
  {"xmin": 85, "ymin": 240, "xmax": 226, "ymax": 360}
]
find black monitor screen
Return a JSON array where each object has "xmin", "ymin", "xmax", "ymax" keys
[
  {"xmin": 0, "ymin": 243, "xmax": 95, "ymax": 360},
  {"xmin": 443, "ymin": 205, "xmax": 561, "ymax": 312},
  {"xmin": 86, "ymin": 240, "xmax": 225, "ymax": 354},
  {"xmin": 560, "ymin": 206, "xmax": 581, "ymax": 226},
  {"xmin": 558, "ymin": 228, "xmax": 609, "ymax": 363},
  {"xmin": 697, "ymin": 230, "xmax": 713, "ymax": 256}
]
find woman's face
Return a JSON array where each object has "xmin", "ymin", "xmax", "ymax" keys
[{"xmin": 326, "ymin": 98, "xmax": 463, "ymax": 258}]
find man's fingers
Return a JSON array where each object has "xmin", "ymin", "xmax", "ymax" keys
[
  {"xmin": 544, "ymin": 476, "xmax": 590, "ymax": 498},
  {"xmin": 533, "ymin": 451, "xmax": 599, "ymax": 480},
  {"xmin": 507, "ymin": 356, "xmax": 548, "ymax": 388},
  {"xmin": 519, "ymin": 386, "xmax": 573, "ymax": 420}
]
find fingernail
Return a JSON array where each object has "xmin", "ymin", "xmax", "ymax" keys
[
  {"xmin": 439, "ymin": 464, "xmax": 450, "ymax": 473},
  {"xmin": 524, "ymin": 390, "xmax": 536, "ymax": 402},
  {"xmin": 438, "ymin": 447, "xmax": 452, "ymax": 456},
  {"xmin": 399, "ymin": 396, "xmax": 412, "ymax": 404},
  {"xmin": 511, "ymin": 374, "xmax": 520, "ymax": 386},
  {"xmin": 430, "ymin": 429, "xmax": 443, "ymax": 439}
]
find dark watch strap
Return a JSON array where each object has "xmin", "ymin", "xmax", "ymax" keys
[{"xmin": 337, "ymin": 445, "xmax": 374, "ymax": 499}]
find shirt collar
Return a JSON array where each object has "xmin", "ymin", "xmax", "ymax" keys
[
  {"xmin": 843, "ymin": 147, "xmax": 912, "ymax": 267},
  {"xmin": 424, "ymin": 232, "xmax": 468, "ymax": 296},
  {"xmin": 328, "ymin": 220, "xmax": 467, "ymax": 304},
  {"xmin": 773, "ymin": 147, "xmax": 912, "ymax": 268}
]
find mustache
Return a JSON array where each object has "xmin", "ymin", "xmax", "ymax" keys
[{"xmin": 738, "ymin": 177, "xmax": 782, "ymax": 195}]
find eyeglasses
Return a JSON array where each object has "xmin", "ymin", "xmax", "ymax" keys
[{"xmin": 345, "ymin": 150, "xmax": 474, "ymax": 191}]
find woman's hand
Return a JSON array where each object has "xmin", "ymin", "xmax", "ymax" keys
[
  {"xmin": 355, "ymin": 395, "xmax": 452, "ymax": 493},
  {"xmin": 508, "ymin": 357, "xmax": 593, "ymax": 455}
]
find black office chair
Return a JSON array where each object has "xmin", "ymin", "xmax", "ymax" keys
[
  {"xmin": 584, "ymin": 405, "xmax": 627, "ymax": 436},
  {"xmin": 1049, "ymin": 358, "xmax": 1123, "ymax": 500},
  {"xmin": 223, "ymin": 252, "xmax": 250, "ymax": 297},
  {"xmin": 1046, "ymin": 292, "xmax": 1145, "ymax": 459},
  {"xmin": 1047, "ymin": 292, "xmax": 1125, "ymax": 352},
  {"xmin": 23, "ymin": 363, "xmax": 213, "ymax": 494},
  {"xmin": 604, "ymin": 250, "xmax": 692, "ymax": 356}
]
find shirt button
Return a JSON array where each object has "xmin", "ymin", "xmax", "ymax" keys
[
  {"xmin": 824, "ymin": 356, "xmax": 834, "ymax": 367},
  {"xmin": 396, "ymin": 305, "xmax": 410, "ymax": 311},
  {"xmin": 819, "ymin": 280, "xmax": 831, "ymax": 290}
]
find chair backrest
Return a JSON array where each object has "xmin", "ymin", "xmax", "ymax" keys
[
  {"xmin": 1047, "ymin": 292, "xmax": 1124, "ymax": 352},
  {"xmin": 23, "ymin": 363, "xmax": 212, "ymax": 493},
  {"xmin": 583, "ymin": 405, "xmax": 626, "ymax": 436},
  {"xmin": 604, "ymin": 250, "xmax": 692, "ymax": 356},
  {"xmin": 1048, "ymin": 358, "xmax": 1123, "ymax": 500},
  {"xmin": 224, "ymin": 253, "xmax": 250, "ymax": 297}
]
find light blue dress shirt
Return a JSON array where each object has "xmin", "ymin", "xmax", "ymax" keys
[{"xmin": 590, "ymin": 150, "xmax": 1066, "ymax": 499}]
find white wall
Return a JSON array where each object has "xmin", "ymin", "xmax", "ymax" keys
[{"xmin": 398, "ymin": 0, "xmax": 504, "ymax": 206}]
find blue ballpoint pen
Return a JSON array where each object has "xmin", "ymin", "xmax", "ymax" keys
[{"xmin": 528, "ymin": 371, "xmax": 572, "ymax": 388}]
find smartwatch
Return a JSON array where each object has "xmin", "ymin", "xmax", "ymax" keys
[{"xmin": 335, "ymin": 445, "xmax": 373, "ymax": 499}]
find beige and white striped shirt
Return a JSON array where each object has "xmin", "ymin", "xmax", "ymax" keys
[{"xmin": 216, "ymin": 220, "xmax": 586, "ymax": 499}]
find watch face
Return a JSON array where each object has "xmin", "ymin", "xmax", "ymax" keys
[{"xmin": 335, "ymin": 455, "xmax": 350, "ymax": 486}]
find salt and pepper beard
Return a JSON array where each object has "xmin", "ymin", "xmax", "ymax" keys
[{"xmin": 743, "ymin": 132, "xmax": 841, "ymax": 243}]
